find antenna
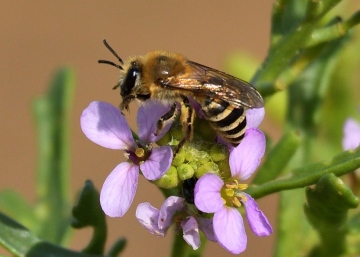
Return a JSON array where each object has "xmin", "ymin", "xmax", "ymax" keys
[
  {"xmin": 98, "ymin": 39, "xmax": 124, "ymax": 70},
  {"xmin": 98, "ymin": 60, "xmax": 123, "ymax": 70}
]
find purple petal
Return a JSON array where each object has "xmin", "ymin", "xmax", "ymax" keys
[
  {"xmin": 246, "ymin": 107, "xmax": 265, "ymax": 129},
  {"xmin": 137, "ymin": 100, "xmax": 173, "ymax": 143},
  {"xmin": 213, "ymin": 207, "xmax": 247, "ymax": 254},
  {"xmin": 342, "ymin": 118, "xmax": 360, "ymax": 150},
  {"xmin": 242, "ymin": 193, "xmax": 273, "ymax": 236},
  {"xmin": 229, "ymin": 128, "xmax": 265, "ymax": 180},
  {"xmin": 140, "ymin": 146, "xmax": 173, "ymax": 180},
  {"xmin": 194, "ymin": 174, "xmax": 224, "ymax": 213},
  {"xmin": 136, "ymin": 202, "xmax": 166, "ymax": 237},
  {"xmin": 158, "ymin": 196, "xmax": 185, "ymax": 229},
  {"xmin": 198, "ymin": 217, "xmax": 217, "ymax": 242},
  {"xmin": 80, "ymin": 101, "xmax": 136, "ymax": 150},
  {"xmin": 181, "ymin": 217, "xmax": 200, "ymax": 250},
  {"xmin": 100, "ymin": 162, "xmax": 139, "ymax": 217}
]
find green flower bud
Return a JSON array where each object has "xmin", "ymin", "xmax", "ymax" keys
[
  {"xmin": 217, "ymin": 158, "xmax": 231, "ymax": 179},
  {"xmin": 170, "ymin": 125, "xmax": 183, "ymax": 142},
  {"xmin": 154, "ymin": 166, "xmax": 179, "ymax": 189},
  {"xmin": 195, "ymin": 161, "xmax": 219, "ymax": 178},
  {"xmin": 184, "ymin": 146, "xmax": 199, "ymax": 162},
  {"xmin": 210, "ymin": 144, "xmax": 227, "ymax": 162},
  {"xmin": 155, "ymin": 130, "xmax": 172, "ymax": 146},
  {"xmin": 177, "ymin": 163, "xmax": 195, "ymax": 181},
  {"xmin": 197, "ymin": 150, "xmax": 211, "ymax": 164},
  {"xmin": 172, "ymin": 148, "xmax": 186, "ymax": 166},
  {"xmin": 188, "ymin": 161, "xmax": 198, "ymax": 171}
]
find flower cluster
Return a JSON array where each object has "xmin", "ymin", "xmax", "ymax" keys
[{"xmin": 81, "ymin": 100, "xmax": 272, "ymax": 254}]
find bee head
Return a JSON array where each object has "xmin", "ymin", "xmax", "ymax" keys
[
  {"xmin": 120, "ymin": 61, "xmax": 141, "ymax": 97},
  {"xmin": 119, "ymin": 61, "xmax": 142, "ymax": 110}
]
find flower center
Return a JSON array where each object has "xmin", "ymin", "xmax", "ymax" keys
[
  {"xmin": 220, "ymin": 179, "xmax": 248, "ymax": 208},
  {"xmin": 128, "ymin": 146, "xmax": 151, "ymax": 165}
]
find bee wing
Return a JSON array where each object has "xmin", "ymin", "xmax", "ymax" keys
[{"xmin": 163, "ymin": 60, "xmax": 264, "ymax": 109}]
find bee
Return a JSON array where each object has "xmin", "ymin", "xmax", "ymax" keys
[{"xmin": 99, "ymin": 39, "xmax": 263, "ymax": 150}]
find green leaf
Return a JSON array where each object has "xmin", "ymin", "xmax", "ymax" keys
[
  {"xmin": 0, "ymin": 212, "xmax": 39, "ymax": 256},
  {"xmin": 271, "ymin": 0, "xmax": 307, "ymax": 45},
  {"xmin": 304, "ymin": 173, "xmax": 359, "ymax": 257},
  {"xmin": 32, "ymin": 67, "xmax": 75, "ymax": 244},
  {"xmin": 286, "ymin": 34, "xmax": 348, "ymax": 141},
  {"xmin": 0, "ymin": 190, "xmax": 36, "ymax": 227},
  {"xmin": 106, "ymin": 238, "xmax": 127, "ymax": 257},
  {"xmin": 253, "ymin": 0, "xmax": 349, "ymax": 97},
  {"xmin": 72, "ymin": 180, "xmax": 107, "ymax": 255},
  {"xmin": 0, "ymin": 212, "xmax": 101, "ymax": 257}
]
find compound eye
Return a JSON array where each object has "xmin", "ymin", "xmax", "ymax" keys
[{"xmin": 121, "ymin": 67, "xmax": 140, "ymax": 96}]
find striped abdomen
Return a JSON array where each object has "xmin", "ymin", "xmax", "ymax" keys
[{"xmin": 201, "ymin": 98, "xmax": 246, "ymax": 146}]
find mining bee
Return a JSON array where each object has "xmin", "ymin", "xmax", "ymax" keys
[{"xmin": 99, "ymin": 40, "xmax": 263, "ymax": 151}]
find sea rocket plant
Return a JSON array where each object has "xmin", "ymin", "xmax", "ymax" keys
[
  {"xmin": 81, "ymin": 99, "xmax": 272, "ymax": 254},
  {"xmin": 80, "ymin": 101, "xmax": 173, "ymax": 217}
]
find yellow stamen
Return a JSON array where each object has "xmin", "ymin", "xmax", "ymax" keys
[
  {"xmin": 225, "ymin": 183, "xmax": 237, "ymax": 189},
  {"xmin": 237, "ymin": 183, "xmax": 248, "ymax": 190},
  {"xmin": 232, "ymin": 197, "xmax": 242, "ymax": 208},
  {"xmin": 241, "ymin": 194, "xmax": 248, "ymax": 203}
]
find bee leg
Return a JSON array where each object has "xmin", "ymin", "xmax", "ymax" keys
[
  {"xmin": 176, "ymin": 96, "xmax": 195, "ymax": 154},
  {"xmin": 155, "ymin": 103, "xmax": 177, "ymax": 136}
]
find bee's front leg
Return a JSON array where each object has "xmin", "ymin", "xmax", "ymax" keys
[{"xmin": 155, "ymin": 103, "xmax": 177, "ymax": 136}]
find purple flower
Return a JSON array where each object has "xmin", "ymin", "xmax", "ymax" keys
[
  {"xmin": 342, "ymin": 118, "xmax": 360, "ymax": 150},
  {"xmin": 80, "ymin": 101, "xmax": 173, "ymax": 217},
  {"xmin": 194, "ymin": 112, "xmax": 272, "ymax": 254},
  {"xmin": 136, "ymin": 196, "xmax": 215, "ymax": 250}
]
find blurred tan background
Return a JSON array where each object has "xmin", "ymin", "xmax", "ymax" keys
[{"xmin": 0, "ymin": 1, "xmax": 276, "ymax": 256}]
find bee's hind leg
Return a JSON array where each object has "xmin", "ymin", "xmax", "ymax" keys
[{"xmin": 175, "ymin": 96, "xmax": 195, "ymax": 155}]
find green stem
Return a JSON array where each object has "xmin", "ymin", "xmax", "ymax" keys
[
  {"xmin": 187, "ymin": 233, "xmax": 206, "ymax": 257},
  {"xmin": 171, "ymin": 233, "xmax": 190, "ymax": 257},
  {"xmin": 247, "ymin": 147, "xmax": 360, "ymax": 199},
  {"xmin": 307, "ymin": 11, "xmax": 360, "ymax": 48}
]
